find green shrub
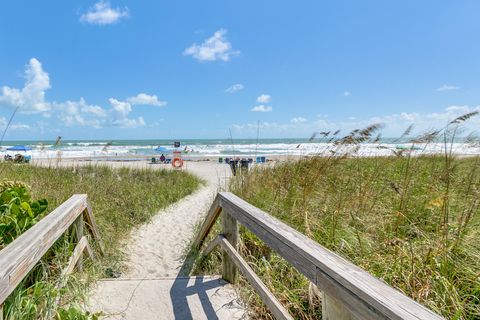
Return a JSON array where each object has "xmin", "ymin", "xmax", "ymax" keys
[
  {"xmin": 0, "ymin": 180, "xmax": 48, "ymax": 249},
  {"xmin": 0, "ymin": 164, "xmax": 200, "ymax": 319}
]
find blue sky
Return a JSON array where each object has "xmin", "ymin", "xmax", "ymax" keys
[{"xmin": 1, "ymin": 1, "xmax": 480, "ymax": 140}]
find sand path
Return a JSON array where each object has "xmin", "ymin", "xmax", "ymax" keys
[
  {"xmin": 121, "ymin": 161, "xmax": 231, "ymax": 278},
  {"xmin": 86, "ymin": 161, "xmax": 246, "ymax": 319}
]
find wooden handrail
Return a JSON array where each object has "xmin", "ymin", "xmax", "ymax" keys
[
  {"xmin": 195, "ymin": 192, "xmax": 444, "ymax": 320},
  {"xmin": 0, "ymin": 194, "xmax": 102, "ymax": 306},
  {"xmin": 204, "ymin": 235, "xmax": 294, "ymax": 320}
]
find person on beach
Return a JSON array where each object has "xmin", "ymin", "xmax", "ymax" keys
[{"xmin": 160, "ymin": 154, "xmax": 166, "ymax": 163}]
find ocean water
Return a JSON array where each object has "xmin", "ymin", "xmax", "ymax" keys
[{"xmin": 0, "ymin": 138, "xmax": 479, "ymax": 159}]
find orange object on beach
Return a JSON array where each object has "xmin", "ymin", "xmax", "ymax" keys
[{"xmin": 172, "ymin": 157, "xmax": 183, "ymax": 168}]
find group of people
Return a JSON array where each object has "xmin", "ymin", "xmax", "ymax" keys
[
  {"xmin": 4, "ymin": 154, "xmax": 30, "ymax": 163},
  {"xmin": 151, "ymin": 154, "xmax": 167, "ymax": 164}
]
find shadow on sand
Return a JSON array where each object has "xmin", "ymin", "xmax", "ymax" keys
[{"xmin": 169, "ymin": 248, "xmax": 241, "ymax": 319}]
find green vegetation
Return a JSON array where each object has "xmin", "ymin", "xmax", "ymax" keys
[
  {"xmin": 0, "ymin": 180, "xmax": 48, "ymax": 249},
  {"xmin": 196, "ymin": 118, "xmax": 480, "ymax": 319},
  {"xmin": 0, "ymin": 163, "xmax": 200, "ymax": 319},
  {"xmin": 229, "ymin": 155, "xmax": 479, "ymax": 319}
]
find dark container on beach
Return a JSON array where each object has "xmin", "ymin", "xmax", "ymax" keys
[
  {"xmin": 230, "ymin": 160, "xmax": 237, "ymax": 176},
  {"xmin": 240, "ymin": 159, "xmax": 249, "ymax": 174}
]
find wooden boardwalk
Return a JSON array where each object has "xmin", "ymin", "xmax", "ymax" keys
[
  {"xmin": 86, "ymin": 162, "xmax": 245, "ymax": 319},
  {"xmin": 0, "ymin": 179, "xmax": 446, "ymax": 319},
  {"xmin": 88, "ymin": 276, "xmax": 244, "ymax": 320}
]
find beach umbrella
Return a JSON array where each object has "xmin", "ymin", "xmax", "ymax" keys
[{"xmin": 6, "ymin": 145, "xmax": 32, "ymax": 151}]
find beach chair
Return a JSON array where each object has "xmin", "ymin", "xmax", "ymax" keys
[{"xmin": 218, "ymin": 157, "xmax": 223, "ymax": 163}]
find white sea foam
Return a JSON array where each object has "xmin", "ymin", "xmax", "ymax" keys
[{"xmin": 1, "ymin": 141, "xmax": 479, "ymax": 159}]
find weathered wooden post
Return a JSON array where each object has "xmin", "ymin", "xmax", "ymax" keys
[
  {"xmin": 73, "ymin": 215, "xmax": 84, "ymax": 272},
  {"xmin": 222, "ymin": 210, "xmax": 239, "ymax": 283},
  {"xmin": 322, "ymin": 293, "xmax": 352, "ymax": 320}
]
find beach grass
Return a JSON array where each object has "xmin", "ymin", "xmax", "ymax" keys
[
  {"xmin": 227, "ymin": 155, "xmax": 480, "ymax": 319},
  {"xmin": 195, "ymin": 120, "xmax": 480, "ymax": 319},
  {"xmin": 0, "ymin": 162, "xmax": 201, "ymax": 319}
]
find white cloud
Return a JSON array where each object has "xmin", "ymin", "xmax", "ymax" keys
[
  {"xmin": 251, "ymin": 105, "xmax": 273, "ymax": 112},
  {"xmin": 80, "ymin": 1, "xmax": 129, "ymax": 25},
  {"xmin": 0, "ymin": 58, "xmax": 161, "ymax": 129},
  {"xmin": 437, "ymin": 84, "xmax": 460, "ymax": 92},
  {"xmin": 9, "ymin": 123, "xmax": 30, "ymax": 130},
  {"xmin": 109, "ymin": 98, "xmax": 131, "ymax": 116},
  {"xmin": 343, "ymin": 91, "xmax": 352, "ymax": 97},
  {"xmin": 82, "ymin": 103, "xmax": 108, "ymax": 117},
  {"xmin": 126, "ymin": 93, "xmax": 167, "ymax": 106},
  {"xmin": 108, "ymin": 97, "xmax": 147, "ymax": 128},
  {"xmin": 0, "ymin": 58, "xmax": 51, "ymax": 113},
  {"xmin": 56, "ymin": 98, "xmax": 106, "ymax": 128},
  {"xmin": 257, "ymin": 94, "xmax": 271, "ymax": 103},
  {"xmin": 183, "ymin": 29, "xmax": 239, "ymax": 62},
  {"xmin": 112, "ymin": 116, "xmax": 146, "ymax": 128},
  {"xmin": 225, "ymin": 84, "xmax": 244, "ymax": 93},
  {"xmin": 291, "ymin": 117, "xmax": 307, "ymax": 123},
  {"xmin": 0, "ymin": 117, "xmax": 30, "ymax": 131},
  {"xmin": 234, "ymin": 106, "xmax": 480, "ymax": 137}
]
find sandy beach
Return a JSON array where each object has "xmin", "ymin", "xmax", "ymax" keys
[
  {"xmin": 33, "ymin": 158, "xmax": 234, "ymax": 277},
  {"xmin": 46, "ymin": 158, "xmax": 248, "ymax": 319}
]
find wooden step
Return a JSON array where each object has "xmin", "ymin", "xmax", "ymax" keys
[{"xmin": 87, "ymin": 276, "xmax": 246, "ymax": 320}]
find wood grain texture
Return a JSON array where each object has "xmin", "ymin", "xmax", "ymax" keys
[
  {"xmin": 193, "ymin": 195, "xmax": 221, "ymax": 249},
  {"xmin": 222, "ymin": 211, "xmax": 239, "ymax": 284},
  {"xmin": 73, "ymin": 216, "xmax": 84, "ymax": 272},
  {"xmin": 61, "ymin": 237, "xmax": 94, "ymax": 281},
  {"xmin": 84, "ymin": 202, "xmax": 105, "ymax": 255},
  {"xmin": 218, "ymin": 236, "xmax": 294, "ymax": 320},
  {"xmin": 218, "ymin": 192, "xmax": 444, "ymax": 320},
  {"xmin": 322, "ymin": 292, "xmax": 352, "ymax": 320},
  {"xmin": 0, "ymin": 194, "xmax": 101, "ymax": 305},
  {"xmin": 201, "ymin": 235, "xmax": 222, "ymax": 258},
  {"xmin": 54, "ymin": 236, "xmax": 95, "ymax": 308}
]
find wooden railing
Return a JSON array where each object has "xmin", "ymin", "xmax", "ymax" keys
[
  {"xmin": 0, "ymin": 194, "xmax": 103, "ymax": 317},
  {"xmin": 194, "ymin": 192, "xmax": 444, "ymax": 320}
]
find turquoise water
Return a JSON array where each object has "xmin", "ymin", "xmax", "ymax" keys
[{"xmin": 0, "ymin": 138, "xmax": 477, "ymax": 158}]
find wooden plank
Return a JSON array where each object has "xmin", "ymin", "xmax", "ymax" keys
[
  {"xmin": 58, "ymin": 236, "xmax": 94, "ymax": 285},
  {"xmin": 73, "ymin": 216, "xmax": 84, "ymax": 272},
  {"xmin": 201, "ymin": 235, "xmax": 222, "ymax": 258},
  {"xmin": 193, "ymin": 195, "xmax": 221, "ymax": 249},
  {"xmin": 84, "ymin": 239, "xmax": 95, "ymax": 260},
  {"xmin": 54, "ymin": 236, "xmax": 95, "ymax": 308},
  {"xmin": 83, "ymin": 202, "xmax": 105, "ymax": 255},
  {"xmin": 218, "ymin": 236, "xmax": 294, "ymax": 320},
  {"xmin": 0, "ymin": 195, "xmax": 88, "ymax": 305},
  {"xmin": 222, "ymin": 211, "xmax": 238, "ymax": 284},
  {"xmin": 322, "ymin": 293, "xmax": 352, "ymax": 320},
  {"xmin": 315, "ymin": 266, "xmax": 379, "ymax": 319},
  {"xmin": 219, "ymin": 192, "xmax": 444, "ymax": 320}
]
